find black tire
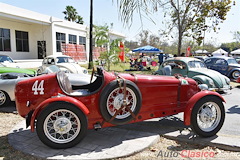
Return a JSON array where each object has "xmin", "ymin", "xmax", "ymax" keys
[
  {"xmin": 0, "ymin": 90, "xmax": 10, "ymax": 107},
  {"xmin": 191, "ymin": 96, "xmax": 225, "ymax": 137},
  {"xmin": 36, "ymin": 102, "xmax": 88, "ymax": 149},
  {"xmin": 100, "ymin": 80, "xmax": 142, "ymax": 125},
  {"xmin": 231, "ymin": 70, "xmax": 240, "ymax": 79}
]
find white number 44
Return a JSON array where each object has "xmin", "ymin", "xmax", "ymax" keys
[{"xmin": 32, "ymin": 80, "xmax": 44, "ymax": 95}]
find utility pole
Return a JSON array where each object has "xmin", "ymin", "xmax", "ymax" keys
[{"xmin": 88, "ymin": 0, "xmax": 93, "ymax": 69}]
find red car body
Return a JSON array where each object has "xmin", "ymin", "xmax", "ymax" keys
[
  {"xmin": 237, "ymin": 77, "xmax": 240, "ymax": 83},
  {"xmin": 15, "ymin": 68, "xmax": 225, "ymax": 149}
]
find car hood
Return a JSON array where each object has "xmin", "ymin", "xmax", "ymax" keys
[
  {"xmin": 0, "ymin": 66, "xmax": 35, "ymax": 75},
  {"xmin": 57, "ymin": 63, "xmax": 86, "ymax": 74},
  {"xmin": 189, "ymin": 68, "xmax": 228, "ymax": 86}
]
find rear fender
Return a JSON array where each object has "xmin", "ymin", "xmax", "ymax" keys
[
  {"xmin": 184, "ymin": 91, "xmax": 225, "ymax": 126},
  {"xmin": 227, "ymin": 68, "xmax": 240, "ymax": 77},
  {"xmin": 30, "ymin": 96, "xmax": 89, "ymax": 132}
]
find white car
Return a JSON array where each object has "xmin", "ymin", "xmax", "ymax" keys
[{"xmin": 37, "ymin": 55, "xmax": 88, "ymax": 74}]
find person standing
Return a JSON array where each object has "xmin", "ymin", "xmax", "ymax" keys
[{"xmin": 158, "ymin": 53, "xmax": 164, "ymax": 65}]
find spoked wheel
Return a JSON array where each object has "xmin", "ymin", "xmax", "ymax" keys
[
  {"xmin": 231, "ymin": 70, "xmax": 240, "ymax": 79},
  {"xmin": 191, "ymin": 96, "xmax": 225, "ymax": 137},
  {"xmin": 0, "ymin": 90, "xmax": 10, "ymax": 107},
  {"xmin": 36, "ymin": 102, "xmax": 87, "ymax": 149},
  {"xmin": 100, "ymin": 80, "xmax": 142, "ymax": 125}
]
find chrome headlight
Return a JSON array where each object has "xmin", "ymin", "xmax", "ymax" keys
[
  {"xmin": 83, "ymin": 69, "xmax": 88, "ymax": 74},
  {"xmin": 208, "ymin": 79, "xmax": 215, "ymax": 87},
  {"xmin": 198, "ymin": 84, "xmax": 209, "ymax": 91},
  {"xmin": 225, "ymin": 77, "xmax": 230, "ymax": 85}
]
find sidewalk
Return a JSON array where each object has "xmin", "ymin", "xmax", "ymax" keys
[{"xmin": 8, "ymin": 116, "xmax": 240, "ymax": 159}]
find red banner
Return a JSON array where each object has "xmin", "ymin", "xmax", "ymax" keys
[{"xmin": 119, "ymin": 42, "xmax": 125, "ymax": 62}]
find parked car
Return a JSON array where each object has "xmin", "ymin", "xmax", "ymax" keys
[
  {"xmin": 194, "ymin": 56, "xmax": 209, "ymax": 62},
  {"xmin": 0, "ymin": 65, "xmax": 93, "ymax": 107},
  {"xmin": 234, "ymin": 57, "xmax": 240, "ymax": 64},
  {"xmin": 204, "ymin": 57, "xmax": 240, "ymax": 80},
  {"xmin": 0, "ymin": 54, "xmax": 20, "ymax": 68},
  {"xmin": 0, "ymin": 72, "xmax": 31, "ymax": 107},
  {"xmin": 0, "ymin": 54, "xmax": 14, "ymax": 63},
  {"xmin": 0, "ymin": 63, "xmax": 36, "ymax": 76},
  {"xmin": 154, "ymin": 57, "xmax": 231, "ymax": 92},
  {"xmin": 37, "ymin": 55, "xmax": 88, "ymax": 74},
  {"xmin": 15, "ymin": 67, "xmax": 225, "ymax": 149}
]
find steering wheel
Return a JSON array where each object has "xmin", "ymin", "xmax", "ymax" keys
[{"xmin": 90, "ymin": 67, "xmax": 96, "ymax": 83}]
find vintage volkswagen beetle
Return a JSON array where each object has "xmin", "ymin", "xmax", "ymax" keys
[
  {"xmin": 204, "ymin": 56, "xmax": 240, "ymax": 80},
  {"xmin": 15, "ymin": 67, "xmax": 225, "ymax": 149},
  {"xmin": 37, "ymin": 55, "xmax": 88, "ymax": 74},
  {"xmin": 154, "ymin": 57, "xmax": 231, "ymax": 92}
]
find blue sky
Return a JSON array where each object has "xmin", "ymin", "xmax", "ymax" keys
[{"xmin": 0, "ymin": 0, "xmax": 239, "ymax": 45}]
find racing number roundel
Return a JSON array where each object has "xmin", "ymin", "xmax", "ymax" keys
[{"xmin": 32, "ymin": 80, "xmax": 44, "ymax": 95}]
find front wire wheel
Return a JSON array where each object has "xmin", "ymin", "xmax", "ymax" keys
[
  {"xmin": 191, "ymin": 96, "xmax": 225, "ymax": 137},
  {"xmin": 36, "ymin": 102, "xmax": 87, "ymax": 149}
]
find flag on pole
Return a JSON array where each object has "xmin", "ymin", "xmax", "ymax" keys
[
  {"xmin": 186, "ymin": 46, "xmax": 191, "ymax": 57},
  {"xmin": 119, "ymin": 42, "xmax": 125, "ymax": 62}
]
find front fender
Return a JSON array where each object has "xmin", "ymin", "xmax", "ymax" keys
[
  {"xmin": 192, "ymin": 75, "xmax": 213, "ymax": 86},
  {"xmin": 30, "ymin": 96, "xmax": 90, "ymax": 132},
  {"xmin": 184, "ymin": 91, "xmax": 225, "ymax": 126}
]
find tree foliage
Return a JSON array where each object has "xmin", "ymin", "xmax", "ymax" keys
[
  {"xmin": 115, "ymin": 0, "xmax": 233, "ymax": 55},
  {"xmin": 63, "ymin": 6, "xmax": 84, "ymax": 24},
  {"xmin": 94, "ymin": 24, "xmax": 123, "ymax": 71},
  {"xmin": 93, "ymin": 24, "xmax": 109, "ymax": 47},
  {"xmin": 233, "ymin": 31, "xmax": 240, "ymax": 42}
]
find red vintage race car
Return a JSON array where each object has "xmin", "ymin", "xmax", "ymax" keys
[{"xmin": 15, "ymin": 67, "xmax": 225, "ymax": 149}]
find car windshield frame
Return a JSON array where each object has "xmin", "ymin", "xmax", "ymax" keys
[
  {"xmin": 0, "ymin": 55, "xmax": 14, "ymax": 63},
  {"xmin": 188, "ymin": 60, "xmax": 207, "ymax": 69},
  {"xmin": 227, "ymin": 58, "xmax": 238, "ymax": 65},
  {"xmin": 56, "ymin": 57, "xmax": 75, "ymax": 63}
]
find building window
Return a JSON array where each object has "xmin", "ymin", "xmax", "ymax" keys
[
  {"xmin": 69, "ymin": 34, "xmax": 77, "ymax": 44},
  {"xmin": 79, "ymin": 36, "xmax": 86, "ymax": 46},
  {"xmin": 56, "ymin": 32, "xmax": 66, "ymax": 52},
  {"xmin": 15, "ymin": 30, "xmax": 29, "ymax": 52},
  {"xmin": 0, "ymin": 28, "xmax": 11, "ymax": 51}
]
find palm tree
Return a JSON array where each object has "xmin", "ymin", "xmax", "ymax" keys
[
  {"xmin": 63, "ymin": 6, "xmax": 78, "ymax": 22},
  {"xmin": 94, "ymin": 24, "xmax": 109, "ymax": 47},
  {"xmin": 76, "ymin": 15, "xmax": 84, "ymax": 24}
]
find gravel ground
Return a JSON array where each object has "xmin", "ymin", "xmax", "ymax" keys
[{"xmin": 0, "ymin": 110, "xmax": 240, "ymax": 160}]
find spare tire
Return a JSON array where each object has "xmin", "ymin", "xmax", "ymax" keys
[{"xmin": 99, "ymin": 80, "xmax": 142, "ymax": 125}]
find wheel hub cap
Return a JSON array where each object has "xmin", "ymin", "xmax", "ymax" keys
[
  {"xmin": 113, "ymin": 94, "xmax": 124, "ymax": 110},
  {"xmin": 54, "ymin": 117, "xmax": 72, "ymax": 134},
  {"xmin": 0, "ymin": 92, "xmax": 6, "ymax": 105},
  {"xmin": 199, "ymin": 107, "xmax": 214, "ymax": 123}
]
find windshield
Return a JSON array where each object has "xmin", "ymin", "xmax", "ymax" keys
[
  {"xmin": 56, "ymin": 57, "xmax": 75, "ymax": 63},
  {"xmin": 0, "ymin": 55, "xmax": 14, "ymax": 63},
  {"xmin": 227, "ymin": 58, "xmax": 238, "ymax": 64},
  {"xmin": 188, "ymin": 61, "xmax": 206, "ymax": 68}
]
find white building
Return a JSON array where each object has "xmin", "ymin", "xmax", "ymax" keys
[{"xmin": 0, "ymin": 2, "xmax": 125, "ymax": 61}]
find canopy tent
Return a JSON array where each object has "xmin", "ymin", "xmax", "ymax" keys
[
  {"xmin": 132, "ymin": 45, "xmax": 163, "ymax": 53},
  {"xmin": 212, "ymin": 48, "xmax": 228, "ymax": 56},
  {"xmin": 231, "ymin": 49, "xmax": 240, "ymax": 55},
  {"xmin": 194, "ymin": 49, "xmax": 209, "ymax": 54}
]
